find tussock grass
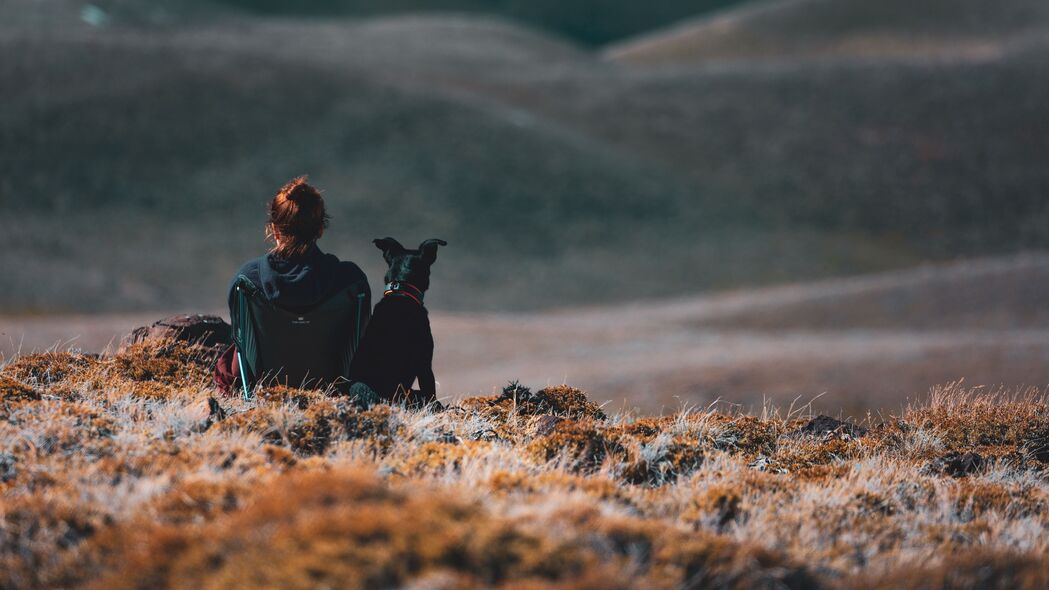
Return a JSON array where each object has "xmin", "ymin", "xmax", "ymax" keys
[{"xmin": 1, "ymin": 341, "xmax": 1048, "ymax": 588}]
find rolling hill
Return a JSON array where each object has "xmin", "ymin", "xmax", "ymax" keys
[
  {"xmin": 0, "ymin": 17, "xmax": 697, "ymax": 312},
  {"xmin": 607, "ymin": 0, "xmax": 1049, "ymax": 63},
  {"xmin": 209, "ymin": 0, "xmax": 745, "ymax": 45},
  {"xmin": 0, "ymin": 0, "xmax": 746, "ymax": 44},
  {"xmin": 1, "ymin": 2, "xmax": 1048, "ymax": 314}
]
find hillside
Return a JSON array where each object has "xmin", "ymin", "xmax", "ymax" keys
[
  {"xmin": 425, "ymin": 253, "xmax": 1049, "ymax": 413},
  {"xmin": 1, "ymin": 345, "xmax": 1048, "ymax": 588},
  {"xmin": 0, "ymin": 0, "xmax": 745, "ymax": 43},
  {"xmin": 0, "ymin": 17, "xmax": 695, "ymax": 312},
  {"xmin": 608, "ymin": 0, "xmax": 1049, "ymax": 63},
  {"xmin": 206, "ymin": 0, "xmax": 746, "ymax": 45},
  {"xmin": 689, "ymin": 251, "xmax": 1049, "ymax": 331},
  {"xmin": 2, "ymin": 4, "xmax": 1049, "ymax": 314}
]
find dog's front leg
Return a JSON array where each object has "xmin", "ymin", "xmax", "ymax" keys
[
  {"xmin": 418, "ymin": 367, "xmax": 436, "ymax": 402},
  {"xmin": 416, "ymin": 323, "xmax": 437, "ymax": 403}
]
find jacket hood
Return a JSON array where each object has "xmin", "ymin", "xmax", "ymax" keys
[{"xmin": 258, "ymin": 245, "xmax": 340, "ymax": 308}]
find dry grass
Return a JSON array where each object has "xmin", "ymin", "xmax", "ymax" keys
[{"xmin": 1, "ymin": 340, "xmax": 1048, "ymax": 589}]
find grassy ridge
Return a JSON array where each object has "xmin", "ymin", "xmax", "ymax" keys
[{"xmin": 1, "ymin": 341, "xmax": 1048, "ymax": 588}]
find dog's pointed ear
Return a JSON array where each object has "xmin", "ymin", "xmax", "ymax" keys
[
  {"xmin": 419, "ymin": 239, "xmax": 447, "ymax": 264},
  {"xmin": 373, "ymin": 237, "xmax": 406, "ymax": 263}
]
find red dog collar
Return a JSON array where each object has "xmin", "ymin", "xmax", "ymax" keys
[{"xmin": 384, "ymin": 281, "xmax": 425, "ymax": 306}]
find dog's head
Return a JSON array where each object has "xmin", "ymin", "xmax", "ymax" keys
[{"xmin": 373, "ymin": 237, "xmax": 447, "ymax": 292}]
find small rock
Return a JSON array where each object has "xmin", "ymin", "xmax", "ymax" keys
[
  {"xmin": 922, "ymin": 451, "xmax": 985, "ymax": 477},
  {"xmin": 120, "ymin": 314, "xmax": 231, "ymax": 356},
  {"xmin": 795, "ymin": 415, "xmax": 868, "ymax": 439}
]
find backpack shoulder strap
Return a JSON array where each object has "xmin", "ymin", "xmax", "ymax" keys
[
  {"xmin": 230, "ymin": 274, "xmax": 262, "ymax": 399},
  {"xmin": 315, "ymin": 279, "xmax": 370, "ymax": 378},
  {"xmin": 345, "ymin": 278, "xmax": 371, "ymax": 355}
]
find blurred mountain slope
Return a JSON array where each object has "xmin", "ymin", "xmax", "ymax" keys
[
  {"xmin": 211, "ymin": 0, "xmax": 745, "ymax": 45},
  {"xmin": 0, "ymin": 0, "xmax": 746, "ymax": 43},
  {"xmin": 607, "ymin": 0, "xmax": 1049, "ymax": 63},
  {"xmin": 1, "ymin": 4, "xmax": 1047, "ymax": 312}
]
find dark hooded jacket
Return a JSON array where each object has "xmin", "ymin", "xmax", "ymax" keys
[
  {"xmin": 214, "ymin": 245, "xmax": 370, "ymax": 395},
  {"xmin": 227, "ymin": 244, "xmax": 369, "ymax": 311}
]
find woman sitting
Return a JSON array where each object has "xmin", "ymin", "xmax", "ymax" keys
[{"xmin": 214, "ymin": 177, "xmax": 370, "ymax": 395}]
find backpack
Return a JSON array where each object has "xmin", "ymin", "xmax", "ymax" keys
[{"xmin": 229, "ymin": 274, "xmax": 370, "ymax": 400}]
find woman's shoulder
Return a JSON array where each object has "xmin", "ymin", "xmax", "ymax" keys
[
  {"xmin": 307, "ymin": 250, "xmax": 370, "ymax": 298},
  {"xmin": 228, "ymin": 256, "xmax": 265, "ymax": 291},
  {"xmin": 322, "ymin": 251, "xmax": 368, "ymax": 285},
  {"xmin": 336, "ymin": 259, "xmax": 369, "ymax": 287}
]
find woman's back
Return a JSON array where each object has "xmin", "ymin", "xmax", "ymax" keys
[{"xmin": 215, "ymin": 177, "xmax": 371, "ymax": 396}]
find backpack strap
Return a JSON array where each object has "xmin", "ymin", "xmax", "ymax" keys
[
  {"xmin": 349, "ymin": 279, "xmax": 371, "ymax": 356},
  {"xmin": 334, "ymin": 279, "xmax": 370, "ymax": 380},
  {"xmin": 230, "ymin": 275, "xmax": 261, "ymax": 400}
]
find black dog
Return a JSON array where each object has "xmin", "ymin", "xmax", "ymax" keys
[{"xmin": 348, "ymin": 237, "xmax": 446, "ymax": 408}]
